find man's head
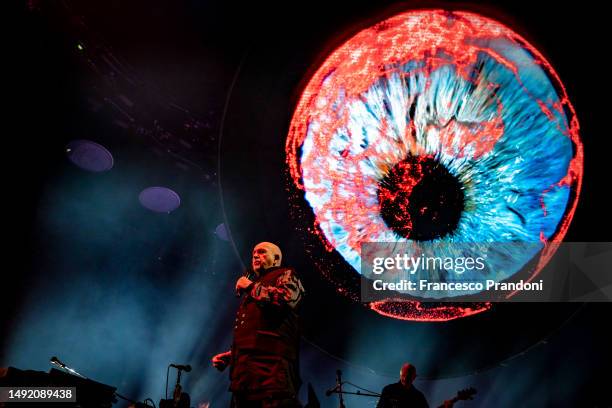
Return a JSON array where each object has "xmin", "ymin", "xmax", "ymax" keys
[
  {"xmin": 399, "ymin": 363, "xmax": 417, "ymax": 387},
  {"xmin": 251, "ymin": 242, "xmax": 282, "ymax": 272}
]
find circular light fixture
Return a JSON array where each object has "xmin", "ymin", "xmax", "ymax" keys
[
  {"xmin": 139, "ymin": 187, "xmax": 181, "ymax": 213},
  {"xmin": 66, "ymin": 140, "xmax": 114, "ymax": 172}
]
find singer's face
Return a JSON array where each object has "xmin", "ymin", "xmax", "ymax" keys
[{"xmin": 252, "ymin": 243, "xmax": 280, "ymax": 271}]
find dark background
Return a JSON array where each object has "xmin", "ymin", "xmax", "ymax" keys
[{"xmin": 5, "ymin": 1, "xmax": 612, "ymax": 407}]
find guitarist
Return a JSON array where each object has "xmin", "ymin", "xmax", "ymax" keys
[
  {"xmin": 377, "ymin": 363, "xmax": 474, "ymax": 408},
  {"xmin": 377, "ymin": 363, "xmax": 430, "ymax": 408}
]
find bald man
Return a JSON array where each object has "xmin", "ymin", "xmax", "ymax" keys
[
  {"xmin": 212, "ymin": 242, "xmax": 305, "ymax": 408},
  {"xmin": 376, "ymin": 363, "xmax": 429, "ymax": 408}
]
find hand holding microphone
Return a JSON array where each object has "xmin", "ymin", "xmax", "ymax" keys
[{"xmin": 235, "ymin": 276, "xmax": 254, "ymax": 297}]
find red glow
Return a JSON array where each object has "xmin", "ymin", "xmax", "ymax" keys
[
  {"xmin": 377, "ymin": 157, "xmax": 431, "ymax": 237},
  {"xmin": 370, "ymin": 299, "xmax": 492, "ymax": 322}
]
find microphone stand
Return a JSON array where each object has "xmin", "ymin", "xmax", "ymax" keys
[
  {"xmin": 333, "ymin": 370, "xmax": 346, "ymax": 408},
  {"xmin": 160, "ymin": 366, "xmax": 190, "ymax": 408},
  {"xmin": 326, "ymin": 370, "xmax": 381, "ymax": 407},
  {"xmin": 327, "ymin": 389, "xmax": 381, "ymax": 398},
  {"xmin": 172, "ymin": 367, "xmax": 184, "ymax": 407}
]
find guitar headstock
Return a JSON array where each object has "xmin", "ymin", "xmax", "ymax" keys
[{"xmin": 456, "ymin": 387, "xmax": 477, "ymax": 401}]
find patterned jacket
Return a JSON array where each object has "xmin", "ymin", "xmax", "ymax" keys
[{"xmin": 232, "ymin": 266, "xmax": 304, "ymax": 360}]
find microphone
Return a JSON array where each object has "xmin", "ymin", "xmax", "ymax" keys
[
  {"xmin": 50, "ymin": 356, "xmax": 65, "ymax": 368},
  {"xmin": 235, "ymin": 268, "xmax": 256, "ymax": 297},
  {"xmin": 170, "ymin": 364, "xmax": 191, "ymax": 372},
  {"xmin": 325, "ymin": 369, "xmax": 343, "ymax": 396},
  {"xmin": 325, "ymin": 385, "xmax": 338, "ymax": 397},
  {"xmin": 49, "ymin": 356, "xmax": 87, "ymax": 379}
]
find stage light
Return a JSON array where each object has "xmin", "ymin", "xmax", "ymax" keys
[
  {"xmin": 214, "ymin": 223, "xmax": 230, "ymax": 241},
  {"xmin": 139, "ymin": 187, "xmax": 181, "ymax": 213},
  {"xmin": 66, "ymin": 140, "xmax": 114, "ymax": 172}
]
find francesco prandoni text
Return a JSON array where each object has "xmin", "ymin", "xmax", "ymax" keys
[{"xmin": 372, "ymin": 279, "xmax": 544, "ymax": 292}]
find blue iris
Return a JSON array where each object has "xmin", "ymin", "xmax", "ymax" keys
[{"xmin": 300, "ymin": 38, "xmax": 574, "ymax": 298}]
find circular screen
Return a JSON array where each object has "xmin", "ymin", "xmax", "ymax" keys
[{"xmin": 285, "ymin": 10, "xmax": 582, "ymax": 321}]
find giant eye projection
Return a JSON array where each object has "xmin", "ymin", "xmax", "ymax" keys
[{"xmin": 285, "ymin": 10, "xmax": 583, "ymax": 321}]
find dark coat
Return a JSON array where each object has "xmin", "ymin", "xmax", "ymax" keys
[{"xmin": 230, "ymin": 266, "xmax": 304, "ymax": 399}]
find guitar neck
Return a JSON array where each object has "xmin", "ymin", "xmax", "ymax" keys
[{"xmin": 436, "ymin": 394, "xmax": 462, "ymax": 408}]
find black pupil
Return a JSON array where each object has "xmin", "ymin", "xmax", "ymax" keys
[{"xmin": 377, "ymin": 155, "xmax": 465, "ymax": 241}]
